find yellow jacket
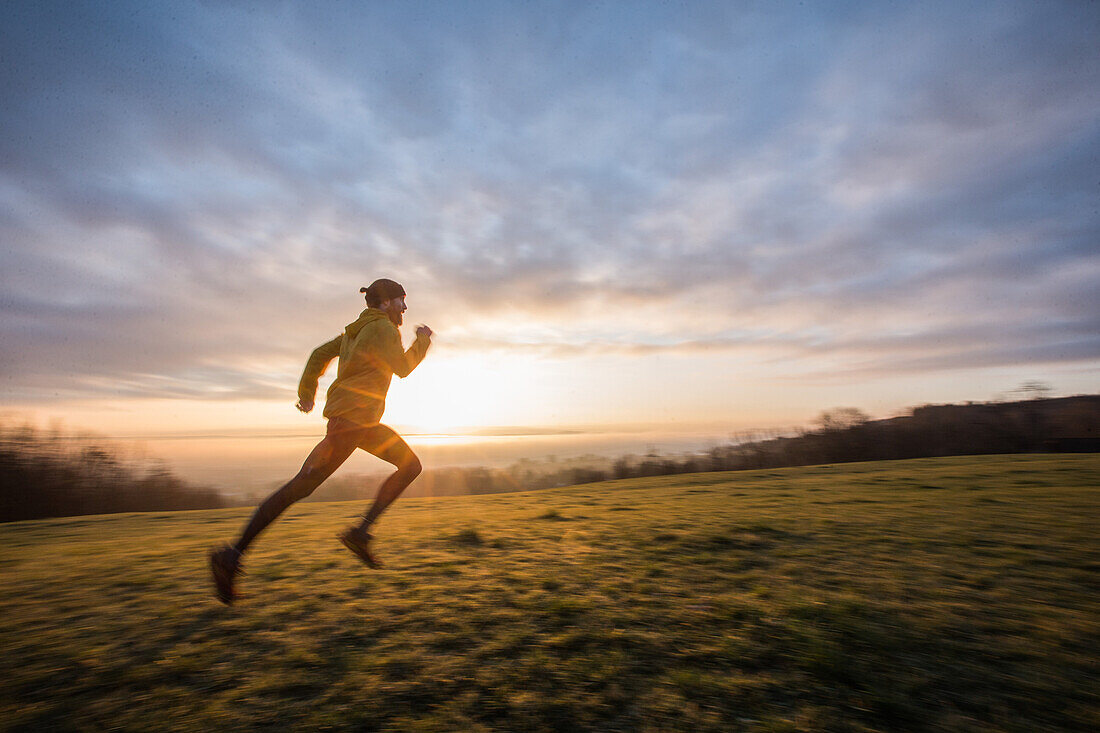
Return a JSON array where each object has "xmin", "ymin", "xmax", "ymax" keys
[{"xmin": 297, "ymin": 308, "xmax": 431, "ymax": 426}]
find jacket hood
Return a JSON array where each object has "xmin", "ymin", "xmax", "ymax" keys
[{"xmin": 344, "ymin": 308, "xmax": 390, "ymax": 339}]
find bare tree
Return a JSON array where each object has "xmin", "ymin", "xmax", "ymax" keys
[
  {"xmin": 816, "ymin": 407, "xmax": 870, "ymax": 432},
  {"xmin": 1015, "ymin": 381, "xmax": 1053, "ymax": 400}
]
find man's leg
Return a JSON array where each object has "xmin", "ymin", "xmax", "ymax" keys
[
  {"xmin": 355, "ymin": 424, "xmax": 422, "ymax": 533},
  {"xmin": 234, "ymin": 423, "xmax": 361, "ymax": 554},
  {"xmin": 339, "ymin": 425, "xmax": 421, "ymax": 568},
  {"xmin": 212, "ymin": 418, "xmax": 367, "ymax": 603}
]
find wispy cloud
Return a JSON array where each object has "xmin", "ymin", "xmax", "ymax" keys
[{"xmin": 1, "ymin": 0, "xmax": 1098, "ymax": 405}]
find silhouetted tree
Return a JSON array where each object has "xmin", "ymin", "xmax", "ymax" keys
[{"xmin": 0, "ymin": 422, "xmax": 225, "ymax": 522}]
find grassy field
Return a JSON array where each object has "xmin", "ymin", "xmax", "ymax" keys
[{"xmin": 1, "ymin": 454, "xmax": 1098, "ymax": 732}]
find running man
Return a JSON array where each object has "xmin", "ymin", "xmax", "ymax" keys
[{"xmin": 209, "ymin": 278, "xmax": 432, "ymax": 604}]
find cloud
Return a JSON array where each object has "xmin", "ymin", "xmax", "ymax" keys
[{"xmin": 1, "ymin": 1, "xmax": 1098, "ymax": 404}]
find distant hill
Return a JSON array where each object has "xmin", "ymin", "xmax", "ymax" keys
[
  {"xmin": 468, "ymin": 394, "xmax": 1100, "ymax": 488},
  {"xmin": 708, "ymin": 394, "xmax": 1100, "ymax": 472}
]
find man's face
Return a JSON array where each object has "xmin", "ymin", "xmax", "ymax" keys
[{"xmin": 381, "ymin": 296, "xmax": 406, "ymax": 326}]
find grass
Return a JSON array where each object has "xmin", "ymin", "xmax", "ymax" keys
[{"xmin": 1, "ymin": 454, "xmax": 1098, "ymax": 732}]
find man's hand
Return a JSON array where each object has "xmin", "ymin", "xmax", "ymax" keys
[
  {"xmin": 296, "ymin": 398, "xmax": 314, "ymax": 413},
  {"xmin": 416, "ymin": 324, "xmax": 433, "ymax": 340}
]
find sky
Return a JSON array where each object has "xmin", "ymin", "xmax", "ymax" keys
[{"xmin": 2, "ymin": 0, "xmax": 1099, "ymax": 447}]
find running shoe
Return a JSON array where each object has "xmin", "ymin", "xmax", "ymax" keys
[
  {"xmin": 339, "ymin": 527, "xmax": 383, "ymax": 569},
  {"xmin": 209, "ymin": 544, "xmax": 243, "ymax": 604}
]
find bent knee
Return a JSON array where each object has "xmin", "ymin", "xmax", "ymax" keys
[{"xmin": 401, "ymin": 455, "xmax": 422, "ymax": 478}]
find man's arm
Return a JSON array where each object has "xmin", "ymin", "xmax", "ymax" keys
[
  {"xmin": 378, "ymin": 325, "xmax": 431, "ymax": 378},
  {"xmin": 296, "ymin": 335, "xmax": 342, "ymax": 411}
]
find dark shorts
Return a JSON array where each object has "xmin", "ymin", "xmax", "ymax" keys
[{"xmin": 326, "ymin": 417, "xmax": 415, "ymax": 465}]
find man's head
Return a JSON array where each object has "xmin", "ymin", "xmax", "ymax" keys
[{"xmin": 361, "ymin": 279, "xmax": 407, "ymax": 326}]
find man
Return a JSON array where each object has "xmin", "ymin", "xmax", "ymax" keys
[{"xmin": 209, "ymin": 278, "xmax": 432, "ymax": 604}]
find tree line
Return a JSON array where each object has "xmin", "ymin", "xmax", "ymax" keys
[
  {"xmin": 602, "ymin": 394, "xmax": 1099, "ymax": 483},
  {"xmin": 0, "ymin": 423, "xmax": 226, "ymax": 522},
  {"xmin": 3, "ymin": 394, "xmax": 1096, "ymax": 521}
]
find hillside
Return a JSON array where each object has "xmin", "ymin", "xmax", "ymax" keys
[{"xmin": 1, "ymin": 454, "xmax": 1098, "ymax": 731}]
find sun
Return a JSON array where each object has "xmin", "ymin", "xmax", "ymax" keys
[{"xmin": 383, "ymin": 352, "xmax": 538, "ymax": 434}]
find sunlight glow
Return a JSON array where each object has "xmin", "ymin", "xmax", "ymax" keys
[{"xmin": 382, "ymin": 350, "xmax": 552, "ymax": 433}]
